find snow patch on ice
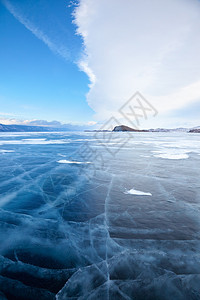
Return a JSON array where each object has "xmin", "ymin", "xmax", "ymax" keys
[
  {"xmin": 57, "ymin": 160, "xmax": 91, "ymax": 164},
  {"xmin": 124, "ymin": 188, "xmax": 152, "ymax": 196},
  {"xmin": 0, "ymin": 150, "xmax": 14, "ymax": 153},
  {"xmin": 154, "ymin": 153, "xmax": 189, "ymax": 160},
  {"xmin": 153, "ymin": 149, "xmax": 189, "ymax": 160}
]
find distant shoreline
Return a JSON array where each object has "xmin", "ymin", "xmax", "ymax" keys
[{"xmin": 0, "ymin": 123, "xmax": 200, "ymax": 133}]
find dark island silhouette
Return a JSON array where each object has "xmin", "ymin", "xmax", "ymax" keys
[
  {"xmin": 189, "ymin": 128, "xmax": 200, "ymax": 133},
  {"xmin": 112, "ymin": 125, "xmax": 148, "ymax": 132}
]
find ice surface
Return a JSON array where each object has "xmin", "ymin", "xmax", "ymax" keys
[{"xmin": 0, "ymin": 132, "xmax": 200, "ymax": 299}]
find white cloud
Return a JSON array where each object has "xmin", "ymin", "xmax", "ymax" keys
[
  {"xmin": 87, "ymin": 121, "xmax": 97, "ymax": 126},
  {"xmin": 74, "ymin": 0, "xmax": 200, "ymax": 126}
]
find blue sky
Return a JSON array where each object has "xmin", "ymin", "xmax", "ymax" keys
[
  {"xmin": 0, "ymin": 0, "xmax": 94, "ymax": 125},
  {"xmin": 1, "ymin": 0, "xmax": 200, "ymax": 129}
]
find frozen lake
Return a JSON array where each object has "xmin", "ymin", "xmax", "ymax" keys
[{"xmin": 0, "ymin": 131, "xmax": 200, "ymax": 299}]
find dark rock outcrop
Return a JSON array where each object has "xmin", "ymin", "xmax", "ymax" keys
[
  {"xmin": 189, "ymin": 129, "xmax": 200, "ymax": 133},
  {"xmin": 112, "ymin": 125, "xmax": 148, "ymax": 132}
]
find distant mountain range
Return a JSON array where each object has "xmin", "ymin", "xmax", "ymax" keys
[
  {"xmin": 150, "ymin": 126, "xmax": 200, "ymax": 133},
  {"xmin": 0, "ymin": 123, "xmax": 85, "ymax": 132},
  {"xmin": 0, "ymin": 123, "xmax": 200, "ymax": 133}
]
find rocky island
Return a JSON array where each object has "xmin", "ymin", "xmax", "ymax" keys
[
  {"xmin": 189, "ymin": 128, "xmax": 200, "ymax": 133},
  {"xmin": 112, "ymin": 125, "xmax": 148, "ymax": 132}
]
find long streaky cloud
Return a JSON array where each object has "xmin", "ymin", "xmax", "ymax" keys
[{"xmin": 2, "ymin": 0, "xmax": 70, "ymax": 61}]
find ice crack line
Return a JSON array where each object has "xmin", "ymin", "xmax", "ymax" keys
[{"xmin": 104, "ymin": 174, "xmax": 115, "ymax": 300}]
